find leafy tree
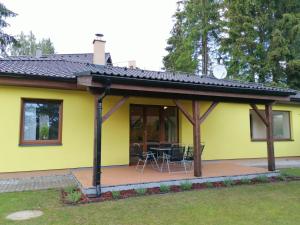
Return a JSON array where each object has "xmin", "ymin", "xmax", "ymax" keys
[
  {"xmin": 0, "ymin": 3, "xmax": 17, "ymax": 55},
  {"xmin": 9, "ymin": 31, "xmax": 55, "ymax": 56},
  {"xmin": 163, "ymin": 0, "xmax": 222, "ymax": 76}
]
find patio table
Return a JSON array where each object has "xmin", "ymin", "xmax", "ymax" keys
[
  {"xmin": 150, "ymin": 147, "xmax": 172, "ymax": 157},
  {"xmin": 150, "ymin": 147, "xmax": 172, "ymax": 172}
]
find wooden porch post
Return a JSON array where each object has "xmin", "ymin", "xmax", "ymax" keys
[
  {"xmin": 192, "ymin": 100, "xmax": 202, "ymax": 177},
  {"xmin": 265, "ymin": 104, "xmax": 275, "ymax": 171}
]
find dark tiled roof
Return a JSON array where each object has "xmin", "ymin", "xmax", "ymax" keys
[
  {"xmin": 0, "ymin": 56, "xmax": 296, "ymax": 95},
  {"xmin": 290, "ymin": 92, "xmax": 300, "ymax": 101},
  {"xmin": 82, "ymin": 65, "xmax": 295, "ymax": 94},
  {"xmin": 0, "ymin": 58, "xmax": 94, "ymax": 78},
  {"xmin": 2, "ymin": 53, "xmax": 112, "ymax": 64}
]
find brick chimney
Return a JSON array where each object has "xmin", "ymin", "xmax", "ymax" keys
[{"xmin": 93, "ymin": 33, "xmax": 106, "ymax": 65}]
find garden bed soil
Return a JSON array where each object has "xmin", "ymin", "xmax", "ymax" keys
[{"xmin": 61, "ymin": 176, "xmax": 300, "ymax": 205}]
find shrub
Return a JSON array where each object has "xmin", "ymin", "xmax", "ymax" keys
[
  {"xmin": 136, "ymin": 188, "xmax": 146, "ymax": 196},
  {"xmin": 160, "ymin": 184, "xmax": 170, "ymax": 193},
  {"xmin": 180, "ymin": 181, "xmax": 193, "ymax": 191},
  {"xmin": 203, "ymin": 182, "xmax": 213, "ymax": 188},
  {"xmin": 112, "ymin": 191, "xmax": 121, "ymax": 199},
  {"xmin": 256, "ymin": 175, "xmax": 269, "ymax": 183},
  {"xmin": 240, "ymin": 178, "xmax": 251, "ymax": 184},
  {"xmin": 64, "ymin": 186, "xmax": 77, "ymax": 194},
  {"xmin": 66, "ymin": 190, "xmax": 81, "ymax": 203},
  {"xmin": 223, "ymin": 179, "xmax": 234, "ymax": 187},
  {"xmin": 277, "ymin": 175, "xmax": 286, "ymax": 181}
]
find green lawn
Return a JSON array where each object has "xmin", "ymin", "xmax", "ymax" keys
[
  {"xmin": 0, "ymin": 180, "xmax": 299, "ymax": 225},
  {"xmin": 281, "ymin": 167, "xmax": 300, "ymax": 176}
]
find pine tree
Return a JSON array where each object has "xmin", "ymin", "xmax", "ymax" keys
[
  {"xmin": 163, "ymin": 1, "xmax": 198, "ymax": 74},
  {"xmin": 221, "ymin": 0, "xmax": 300, "ymax": 86},
  {"xmin": 0, "ymin": 3, "xmax": 17, "ymax": 54},
  {"xmin": 163, "ymin": 0, "xmax": 221, "ymax": 76}
]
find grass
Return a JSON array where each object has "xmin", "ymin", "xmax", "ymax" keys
[
  {"xmin": 1, "ymin": 181, "xmax": 299, "ymax": 225},
  {"xmin": 255, "ymin": 175, "xmax": 269, "ymax": 183},
  {"xmin": 281, "ymin": 167, "xmax": 300, "ymax": 177}
]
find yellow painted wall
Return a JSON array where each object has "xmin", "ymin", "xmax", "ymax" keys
[
  {"xmin": 0, "ymin": 86, "xmax": 95, "ymax": 172},
  {"xmin": 179, "ymin": 101, "xmax": 300, "ymax": 160},
  {"xmin": 1, "ymin": 85, "xmax": 300, "ymax": 173}
]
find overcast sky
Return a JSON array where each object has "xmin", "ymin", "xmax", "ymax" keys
[
  {"xmin": 2, "ymin": 0, "xmax": 178, "ymax": 70},
  {"xmin": 2, "ymin": 0, "xmax": 226, "ymax": 77}
]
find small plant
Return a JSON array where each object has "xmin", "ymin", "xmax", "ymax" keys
[
  {"xmin": 204, "ymin": 182, "xmax": 213, "ymax": 188},
  {"xmin": 64, "ymin": 186, "xmax": 77, "ymax": 194},
  {"xmin": 240, "ymin": 178, "xmax": 251, "ymax": 184},
  {"xmin": 256, "ymin": 175, "xmax": 269, "ymax": 183},
  {"xmin": 160, "ymin": 184, "xmax": 170, "ymax": 193},
  {"xmin": 277, "ymin": 175, "xmax": 286, "ymax": 181},
  {"xmin": 136, "ymin": 188, "xmax": 146, "ymax": 196},
  {"xmin": 112, "ymin": 191, "xmax": 121, "ymax": 199},
  {"xmin": 66, "ymin": 190, "xmax": 82, "ymax": 203},
  {"xmin": 223, "ymin": 179, "xmax": 234, "ymax": 187},
  {"xmin": 180, "ymin": 181, "xmax": 193, "ymax": 191}
]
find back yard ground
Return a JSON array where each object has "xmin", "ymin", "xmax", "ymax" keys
[{"xmin": 0, "ymin": 169, "xmax": 299, "ymax": 225}]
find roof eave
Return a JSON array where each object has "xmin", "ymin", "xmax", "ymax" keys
[{"xmin": 89, "ymin": 73, "xmax": 295, "ymax": 97}]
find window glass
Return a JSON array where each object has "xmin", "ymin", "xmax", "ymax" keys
[
  {"xmin": 22, "ymin": 100, "xmax": 61, "ymax": 143},
  {"xmin": 250, "ymin": 110, "xmax": 290, "ymax": 140},
  {"xmin": 164, "ymin": 107, "xmax": 178, "ymax": 142}
]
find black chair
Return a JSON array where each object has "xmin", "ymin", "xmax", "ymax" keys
[
  {"xmin": 130, "ymin": 143, "xmax": 141, "ymax": 158},
  {"xmin": 135, "ymin": 144, "xmax": 159, "ymax": 173},
  {"xmin": 156, "ymin": 142, "xmax": 172, "ymax": 159},
  {"xmin": 185, "ymin": 144, "xmax": 205, "ymax": 170},
  {"xmin": 162, "ymin": 145, "xmax": 188, "ymax": 173}
]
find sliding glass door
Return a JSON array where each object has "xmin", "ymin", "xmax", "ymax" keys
[{"xmin": 130, "ymin": 105, "xmax": 178, "ymax": 163}]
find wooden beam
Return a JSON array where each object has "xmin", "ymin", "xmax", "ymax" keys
[
  {"xmin": 265, "ymin": 104, "xmax": 275, "ymax": 171},
  {"xmin": 0, "ymin": 76, "xmax": 81, "ymax": 90},
  {"xmin": 192, "ymin": 100, "xmax": 202, "ymax": 177},
  {"xmin": 102, "ymin": 96, "xmax": 129, "ymax": 123},
  {"xmin": 250, "ymin": 104, "xmax": 268, "ymax": 126},
  {"xmin": 173, "ymin": 100, "xmax": 195, "ymax": 125},
  {"xmin": 199, "ymin": 102, "xmax": 219, "ymax": 124}
]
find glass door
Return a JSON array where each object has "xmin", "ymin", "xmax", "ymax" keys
[{"xmin": 129, "ymin": 105, "xmax": 178, "ymax": 164}]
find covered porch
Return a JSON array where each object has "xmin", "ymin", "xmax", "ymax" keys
[{"xmin": 76, "ymin": 68, "xmax": 293, "ymax": 196}]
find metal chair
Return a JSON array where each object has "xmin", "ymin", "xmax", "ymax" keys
[
  {"xmin": 135, "ymin": 144, "xmax": 159, "ymax": 173},
  {"xmin": 162, "ymin": 145, "xmax": 188, "ymax": 173},
  {"xmin": 185, "ymin": 144, "xmax": 205, "ymax": 170}
]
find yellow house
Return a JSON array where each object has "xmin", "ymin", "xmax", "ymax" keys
[{"xmin": 0, "ymin": 36, "xmax": 299, "ymax": 194}]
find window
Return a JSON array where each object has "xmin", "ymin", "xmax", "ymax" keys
[
  {"xmin": 20, "ymin": 99, "xmax": 63, "ymax": 145},
  {"xmin": 250, "ymin": 110, "xmax": 291, "ymax": 141}
]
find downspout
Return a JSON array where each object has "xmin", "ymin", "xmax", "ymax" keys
[{"xmin": 93, "ymin": 84, "xmax": 110, "ymax": 197}]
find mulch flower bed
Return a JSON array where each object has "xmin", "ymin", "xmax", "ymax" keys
[{"xmin": 61, "ymin": 175, "xmax": 300, "ymax": 205}]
